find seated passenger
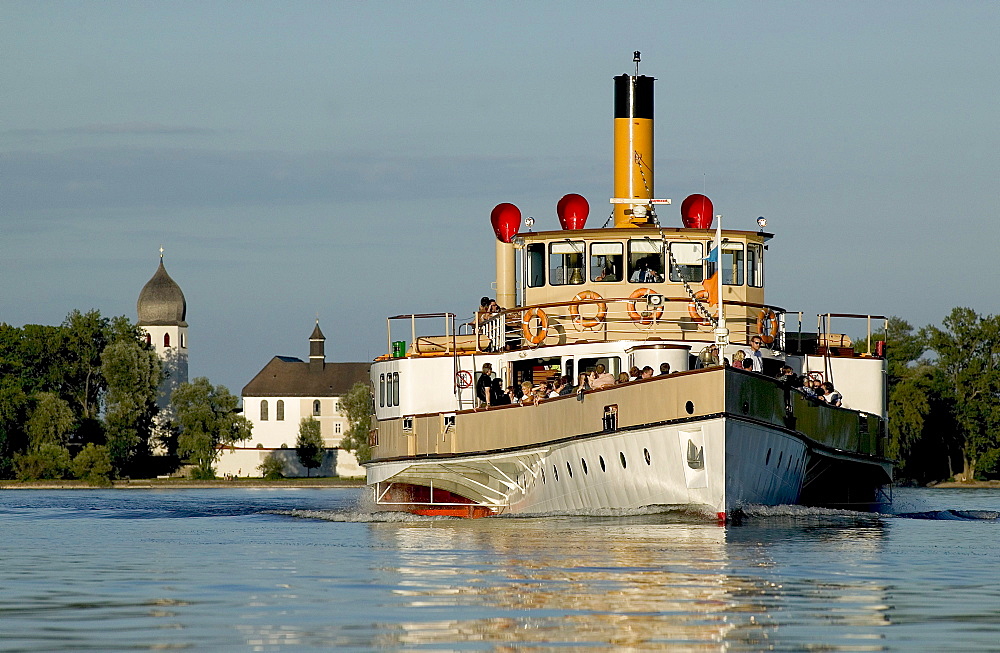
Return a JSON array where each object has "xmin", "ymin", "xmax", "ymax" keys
[
  {"xmin": 616, "ymin": 372, "xmax": 630, "ymax": 384},
  {"xmin": 519, "ymin": 381, "xmax": 535, "ymax": 405},
  {"xmin": 741, "ymin": 358, "xmax": 754, "ymax": 370},
  {"xmin": 589, "ymin": 364, "xmax": 616, "ymax": 389},
  {"xmin": 557, "ymin": 376, "xmax": 574, "ymax": 396},
  {"xmin": 641, "ymin": 366, "xmax": 654, "ymax": 379},
  {"xmin": 630, "ymin": 258, "xmax": 662, "ymax": 283},
  {"xmin": 574, "ymin": 372, "xmax": 591, "ymax": 394},
  {"xmin": 490, "ymin": 378, "xmax": 510, "ymax": 405},
  {"xmin": 629, "ymin": 366, "xmax": 642, "ymax": 381},
  {"xmin": 659, "ymin": 362, "xmax": 671, "ymax": 375},
  {"xmin": 823, "ymin": 382, "xmax": 843, "ymax": 407}
]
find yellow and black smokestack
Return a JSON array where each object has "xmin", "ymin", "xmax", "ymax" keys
[{"xmin": 613, "ymin": 65, "xmax": 654, "ymax": 228}]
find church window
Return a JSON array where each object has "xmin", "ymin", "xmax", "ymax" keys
[
  {"xmin": 180, "ymin": 333, "xmax": 186, "ymax": 348},
  {"xmin": 164, "ymin": 333, "xmax": 170, "ymax": 347},
  {"xmin": 260, "ymin": 400, "xmax": 269, "ymax": 421},
  {"xmin": 313, "ymin": 400, "xmax": 321, "ymax": 416},
  {"xmin": 145, "ymin": 333, "xmax": 151, "ymax": 346},
  {"xmin": 276, "ymin": 400, "xmax": 284, "ymax": 421},
  {"xmin": 335, "ymin": 423, "xmax": 341, "ymax": 434}
]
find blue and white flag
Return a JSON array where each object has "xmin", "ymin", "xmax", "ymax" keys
[{"xmin": 703, "ymin": 246, "xmax": 718, "ymax": 264}]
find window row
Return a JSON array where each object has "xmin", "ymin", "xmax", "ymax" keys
[
  {"xmin": 526, "ymin": 239, "xmax": 763, "ymax": 288},
  {"xmin": 539, "ymin": 447, "xmax": 653, "ymax": 485},
  {"xmin": 380, "ymin": 372, "xmax": 400, "ymax": 408},
  {"xmin": 259, "ymin": 399, "xmax": 323, "ymax": 421},
  {"xmin": 143, "ymin": 332, "xmax": 186, "ymax": 348}
]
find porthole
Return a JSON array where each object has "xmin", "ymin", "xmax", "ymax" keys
[
  {"xmin": 685, "ymin": 401, "xmax": 694, "ymax": 415},
  {"xmin": 742, "ymin": 402, "xmax": 750, "ymax": 414},
  {"xmin": 599, "ymin": 456, "xmax": 606, "ymax": 472},
  {"xmin": 765, "ymin": 448, "xmax": 771, "ymax": 466},
  {"xmin": 553, "ymin": 465, "xmax": 559, "ymax": 482},
  {"xmin": 643, "ymin": 448, "xmax": 651, "ymax": 465},
  {"xmin": 566, "ymin": 461, "xmax": 573, "ymax": 478},
  {"xmin": 619, "ymin": 452, "xmax": 627, "ymax": 469},
  {"xmin": 582, "ymin": 458, "xmax": 589, "ymax": 474}
]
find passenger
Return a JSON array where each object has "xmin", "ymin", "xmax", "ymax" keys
[
  {"xmin": 589, "ymin": 363, "xmax": 616, "ymax": 389},
  {"xmin": 748, "ymin": 337, "xmax": 765, "ymax": 372},
  {"xmin": 777, "ymin": 365, "xmax": 799, "ymax": 387},
  {"xmin": 629, "ymin": 258, "xmax": 662, "ymax": 283},
  {"xmin": 659, "ymin": 362, "xmax": 671, "ymax": 375},
  {"xmin": 476, "ymin": 296, "xmax": 492, "ymax": 325},
  {"xmin": 823, "ymin": 382, "xmax": 843, "ymax": 407},
  {"xmin": 641, "ymin": 366, "xmax": 654, "ymax": 379},
  {"xmin": 813, "ymin": 381, "xmax": 827, "ymax": 403},
  {"xmin": 732, "ymin": 350, "xmax": 746, "ymax": 366},
  {"xmin": 741, "ymin": 358, "xmax": 754, "ymax": 370},
  {"xmin": 616, "ymin": 372, "xmax": 630, "ymax": 384},
  {"xmin": 574, "ymin": 372, "xmax": 591, "ymax": 394},
  {"xmin": 490, "ymin": 378, "xmax": 510, "ymax": 406},
  {"xmin": 506, "ymin": 385, "xmax": 518, "ymax": 403},
  {"xmin": 799, "ymin": 377, "xmax": 818, "ymax": 399},
  {"xmin": 596, "ymin": 263, "xmax": 618, "ymax": 282},
  {"xmin": 475, "ymin": 363, "xmax": 494, "ymax": 407},
  {"xmin": 557, "ymin": 376, "xmax": 574, "ymax": 396},
  {"xmin": 519, "ymin": 381, "xmax": 535, "ymax": 405},
  {"xmin": 629, "ymin": 365, "xmax": 642, "ymax": 381}
]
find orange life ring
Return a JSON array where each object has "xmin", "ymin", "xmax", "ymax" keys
[
  {"xmin": 627, "ymin": 288, "xmax": 664, "ymax": 325},
  {"xmin": 521, "ymin": 307, "xmax": 548, "ymax": 345},
  {"xmin": 568, "ymin": 290, "xmax": 607, "ymax": 330},
  {"xmin": 687, "ymin": 290, "xmax": 713, "ymax": 327},
  {"xmin": 756, "ymin": 308, "xmax": 779, "ymax": 344}
]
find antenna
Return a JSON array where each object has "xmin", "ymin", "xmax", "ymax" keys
[{"xmin": 633, "ymin": 50, "xmax": 641, "ymax": 76}]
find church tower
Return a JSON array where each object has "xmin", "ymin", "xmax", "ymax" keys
[{"xmin": 137, "ymin": 251, "xmax": 188, "ymax": 447}]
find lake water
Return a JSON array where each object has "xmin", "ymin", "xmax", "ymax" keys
[{"xmin": 1, "ymin": 487, "xmax": 998, "ymax": 652}]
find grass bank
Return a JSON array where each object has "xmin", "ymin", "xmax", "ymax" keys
[{"xmin": 0, "ymin": 477, "xmax": 366, "ymax": 490}]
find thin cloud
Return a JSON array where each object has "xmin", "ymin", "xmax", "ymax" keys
[{"xmin": 5, "ymin": 122, "xmax": 221, "ymax": 136}]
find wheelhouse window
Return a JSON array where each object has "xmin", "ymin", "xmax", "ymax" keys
[
  {"xmin": 627, "ymin": 239, "xmax": 664, "ymax": 283},
  {"xmin": 549, "ymin": 241, "xmax": 585, "ymax": 285},
  {"xmin": 526, "ymin": 243, "xmax": 545, "ymax": 288},
  {"xmin": 723, "ymin": 242, "xmax": 744, "ymax": 286},
  {"xmin": 260, "ymin": 400, "xmax": 268, "ymax": 421},
  {"xmin": 748, "ymin": 243, "xmax": 764, "ymax": 288},
  {"xmin": 379, "ymin": 374, "xmax": 385, "ymax": 407},
  {"xmin": 668, "ymin": 241, "xmax": 704, "ymax": 282},
  {"xmin": 392, "ymin": 372, "xmax": 400, "ymax": 406},
  {"xmin": 589, "ymin": 242, "xmax": 624, "ymax": 283}
]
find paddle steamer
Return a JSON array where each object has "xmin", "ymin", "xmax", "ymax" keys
[{"xmin": 364, "ymin": 56, "xmax": 893, "ymax": 519}]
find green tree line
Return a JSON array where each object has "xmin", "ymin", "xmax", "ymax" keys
[{"xmin": 860, "ymin": 308, "xmax": 1000, "ymax": 483}]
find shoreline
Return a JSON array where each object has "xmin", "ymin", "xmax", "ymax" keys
[
  {"xmin": 925, "ymin": 480, "xmax": 1000, "ymax": 489},
  {"xmin": 0, "ymin": 477, "xmax": 366, "ymax": 490}
]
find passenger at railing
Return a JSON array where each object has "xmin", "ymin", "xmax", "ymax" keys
[
  {"xmin": 476, "ymin": 297, "xmax": 491, "ymax": 326},
  {"xmin": 505, "ymin": 385, "xmax": 519, "ymax": 403},
  {"xmin": 629, "ymin": 365, "xmax": 642, "ymax": 381},
  {"xmin": 641, "ymin": 366, "xmax": 654, "ymax": 379},
  {"xmin": 557, "ymin": 376, "xmax": 574, "ymax": 396},
  {"xmin": 777, "ymin": 366, "xmax": 800, "ymax": 388},
  {"xmin": 616, "ymin": 372, "xmax": 630, "ymax": 384},
  {"xmin": 748, "ymin": 337, "xmax": 765, "ymax": 372},
  {"xmin": 741, "ymin": 358, "xmax": 754, "ymax": 371},
  {"xmin": 476, "ymin": 363, "xmax": 494, "ymax": 407},
  {"xmin": 799, "ymin": 377, "xmax": 818, "ymax": 399},
  {"xmin": 813, "ymin": 381, "xmax": 827, "ymax": 403},
  {"xmin": 490, "ymin": 378, "xmax": 510, "ymax": 406},
  {"xmin": 574, "ymin": 372, "xmax": 591, "ymax": 395},
  {"xmin": 519, "ymin": 381, "xmax": 535, "ymax": 405},
  {"xmin": 732, "ymin": 350, "xmax": 746, "ymax": 367},
  {"xmin": 823, "ymin": 382, "xmax": 843, "ymax": 407},
  {"xmin": 589, "ymin": 363, "xmax": 616, "ymax": 389},
  {"xmin": 659, "ymin": 362, "xmax": 671, "ymax": 375}
]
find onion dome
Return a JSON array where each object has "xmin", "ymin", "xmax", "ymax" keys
[{"xmin": 137, "ymin": 259, "xmax": 187, "ymax": 326}]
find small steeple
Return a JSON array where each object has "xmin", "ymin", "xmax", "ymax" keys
[{"xmin": 309, "ymin": 320, "xmax": 325, "ymax": 371}]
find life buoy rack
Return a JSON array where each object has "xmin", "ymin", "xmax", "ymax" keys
[
  {"xmin": 627, "ymin": 288, "xmax": 663, "ymax": 325},
  {"xmin": 455, "ymin": 370, "xmax": 473, "ymax": 389},
  {"xmin": 568, "ymin": 290, "xmax": 607, "ymax": 330},
  {"xmin": 687, "ymin": 290, "xmax": 713, "ymax": 327},
  {"xmin": 521, "ymin": 307, "xmax": 548, "ymax": 345},
  {"xmin": 756, "ymin": 308, "xmax": 779, "ymax": 344}
]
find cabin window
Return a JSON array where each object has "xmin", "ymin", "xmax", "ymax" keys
[
  {"xmin": 549, "ymin": 241, "xmax": 585, "ymax": 285},
  {"xmin": 392, "ymin": 372, "xmax": 400, "ymax": 406},
  {"xmin": 260, "ymin": 400, "xmax": 268, "ymax": 421},
  {"xmin": 526, "ymin": 243, "xmax": 546, "ymax": 287},
  {"xmin": 379, "ymin": 374, "xmax": 385, "ymax": 407},
  {"xmin": 589, "ymin": 242, "xmax": 624, "ymax": 283},
  {"xmin": 627, "ymin": 239, "xmax": 665, "ymax": 283},
  {"xmin": 748, "ymin": 243, "xmax": 764, "ymax": 287},
  {"xmin": 706, "ymin": 242, "xmax": 745, "ymax": 286},
  {"xmin": 276, "ymin": 400, "xmax": 284, "ymax": 421},
  {"xmin": 580, "ymin": 356, "xmax": 622, "ymax": 377},
  {"xmin": 313, "ymin": 400, "xmax": 321, "ymax": 416},
  {"xmin": 668, "ymin": 241, "xmax": 704, "ymax": 282}
]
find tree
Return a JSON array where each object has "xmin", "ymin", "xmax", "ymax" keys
[
  {"xmin": 72, "ymin": 443, "xmax": 113, "ymax": 487},
  {"xmin": 340, "ymin": 382, "xmax": 373, "ymax": 463},
  {"xmin": 923, "ymin": 308, "xmax": 1000, "ymax": 481},
  {"xmin": 101, "ymin": 337, "xmax": 162, "ymax": 476},
  {"xmin": 296, "ymin": 417, "xmax": 325, "ymax": 477},
  {"xmin": 14, "ymin": 442, "xmax": 72, "ymax": 480},
  {"xmin": 26, "ymin": 392, "xmax": 75, "ymax": 448},
  {"xmin": 172, "ymin": 377, "xmax": 252, "ymax": 479},
  {"xmin": 258, "ymin": 451, "xmax": 285, "ymax": 480}
]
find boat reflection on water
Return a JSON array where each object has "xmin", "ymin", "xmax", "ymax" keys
[{"xmin": 369, "ymin": 512, "xmax": 892, "ymax": 650}]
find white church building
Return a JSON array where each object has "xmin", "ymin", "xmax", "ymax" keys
[{"xmin": 215, "ymin": 322, "xmax": 370, "ymax": 478}]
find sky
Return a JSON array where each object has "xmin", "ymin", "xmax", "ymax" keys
[{"xmin": 3, "ymin": 1, "xmax": 999, "ymax": 393}]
